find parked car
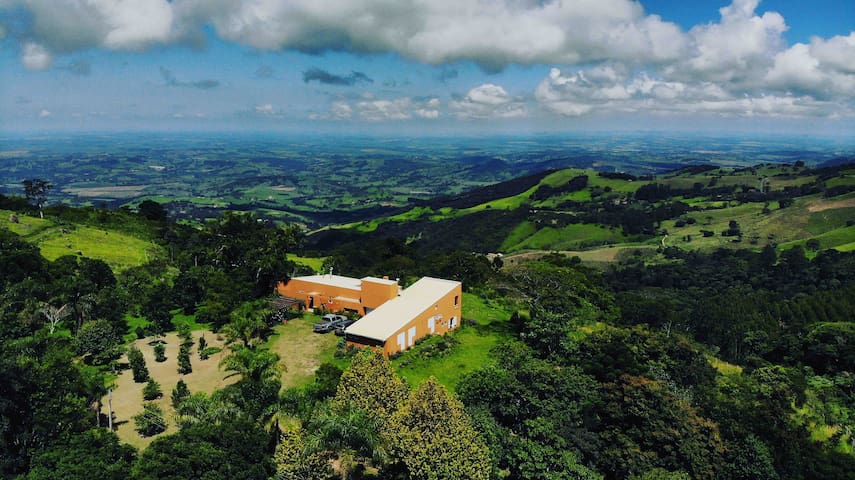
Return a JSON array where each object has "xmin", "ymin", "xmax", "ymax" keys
[
  {"xmin": 334, "ymin": 319, "xmax": 356, "ymax": 336},
  {"xmin": 312, "ymin": 314, "xmax": 348, "ymax": 333}
]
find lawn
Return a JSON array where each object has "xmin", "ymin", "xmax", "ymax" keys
[
  {"xmin": 266, "ymin": 312, "xmax": 346, "ymax": 390},
  {"xmin": 392, "ymin": 292, "xmax": 512, "ymax": 391}
]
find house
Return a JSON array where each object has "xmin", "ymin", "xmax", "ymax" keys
[
  {"xmin": 344, "ymin": 277, "xmax": 462, "ymax": 357},
  {"xmin": 276, "ymin": 273, "xmax": 399, "ymax": 315}
]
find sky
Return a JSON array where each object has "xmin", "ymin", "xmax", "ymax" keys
[{"xmin": 0, "ymin": 0, "xmax": 853, "ymax": 136}]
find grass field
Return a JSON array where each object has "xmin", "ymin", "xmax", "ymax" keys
[
  {"xmin": 1, "ymin": 210, "xmax": 163, "ymax": 271},
  {"xmin": 287, "ymin": 253, "xmax": 327, "ymax": 273},
  {"xmin": 504, "ymin": 223, "xmax": 627, "ymax": 252}
]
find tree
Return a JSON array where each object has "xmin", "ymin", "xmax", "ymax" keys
[
  {"xmin": 131, "ymin": 418, "xmax": 273, "ymax": 480},
  {"xmin": 137, "ymin": 200, "xmax": 167, "ymax": 222},
  {"xmin": 133, "ymin": 402, "xmax": 167, "ymax": 437},
  {"xmin": 222, "ymin": 300, "xmax": 273, "ymax": 349},
  {"xmin": 332, "ymin": 349, "xmax": 408, "ymax": 423},
  {"xmin": 178, "ymin": 344, "xmax": 192, "ymax": 374},
  {"xmin": 75, "ymin": 319, "xmax": 123, "ymax": 365},
  {"xmin": 143, "ymin": 379, "xmax": 162, "ymax": 400},
  {"xmin": 597, "ymin": 375, "xmax": 726, "ymax": 480},
  {"xmin": 384, "ymin": 377, "xmax": 491, "ymax": 480},
  {"xmin": 38, "ymin": 302, "xmax": 71, "ymax": 334},
  {"xmin": 128, "ymin": 346, "xmax": 150, "ymax": 383},
  {"xmin": 219, "ymin": 345, "xmax": 280, "ymax": 383},
  {"xmin": 22, "ymin": 178, "xmax": 53, "ymax": 218},
  {"xmin": 273, "ymin": 423, "xmax": 333, "ymax": 480},
  {"xmin": 24, "ymin": 429, "xmax": 136, "ymax": 480},
  {"xmin": 141, "ymin": 283, "xmax": 175, "ymax": 334},
  {"xmin": 172, "ymin": 379, "xmax": 191, "ymax": 408}
]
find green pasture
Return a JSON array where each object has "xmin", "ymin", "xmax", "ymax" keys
[{"xmin": 1, "ymin": 210, "xmax": 162, "ymax": 271}]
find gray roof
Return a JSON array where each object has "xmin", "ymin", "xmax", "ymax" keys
[{"xmin": 344, "ymin": 277, "xmax": 460, "ymax": 341}]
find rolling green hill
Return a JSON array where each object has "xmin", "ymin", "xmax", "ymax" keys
[
  {"xmin": 307, "ymin": 162, "xmax": 855, "ymax": 263},
  {"xmin": 0, "ymin": 209, "xmax": 164, "ymax": 271}
]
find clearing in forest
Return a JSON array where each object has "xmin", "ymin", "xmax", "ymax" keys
[{"xmin": 107, "ymin": 331, "xmax": 234, "ymax": 450}]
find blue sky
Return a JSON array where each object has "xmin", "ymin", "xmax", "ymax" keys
[{"xmin": 0, "ymin": 0, "xmax": 853, "ymax": 136}]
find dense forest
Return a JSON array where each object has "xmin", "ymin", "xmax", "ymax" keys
[{"xmin": 1, "ymin": 185, "xmax": 854, "ymax": 480}]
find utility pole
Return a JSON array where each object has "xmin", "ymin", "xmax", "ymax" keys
[{"xmin": 107, "ymin": 388, "xmax": 113, "ymax": 430}]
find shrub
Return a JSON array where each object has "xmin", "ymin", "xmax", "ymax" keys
[
  {"xmin": 153, "ymin": 343, "xmax": 166, "ymax": 362},
  {"xmin": 143, "ymin": 379, "xmax": 162, "ymax": 400},
  {"xmin": 133, "ymin": 403, "xmax": 166, "ymax": 437},
  {"xmin": 171, "ymin": 379, "xmax": 190, "ymax": 408}
]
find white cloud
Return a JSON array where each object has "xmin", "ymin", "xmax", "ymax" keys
[
  {"xmin": 314, "ymin": 97, "xmax": 441, "ymax": 121},
  {"xmin": 677, "ymin": 0, "xmax": 787, "ymax": 84},
  {"xmin": 5, "ymin": 0, "xmax": 684, "ymax": 70},
  {"xmin": 255, "ymin": 104, "xmax": 275, "ymax": 115},
  {"xmin": 535, "ymin": 65, "xmax": 843, "ymax": 119},
  {"xmin": 5, "ymin": 0, "xmax": 176, "ymax": 64},
  {"xmin": 21, "ymin": 42, "xmax": 52, "ymax": 70},
  {"xmin": 38, "ymin": 109, "xmax": 51, "ymax": 117},
  {"xmin": 450, "ymin": 84, "xmax": 527, "ymax": 119},
  {"xmin": 810, "ymin": 33, "xmax": 855, "ymax": 75}
]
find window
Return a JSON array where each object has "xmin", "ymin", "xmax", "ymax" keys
[
  {"xmin": 408, "ymin": 326, "xmax": 417, "ymax": 347},
  {"xmin": 450, "ymin": 316, "xmax": 457, "ymax": 329},
  {"xmin": 454, "ymin": 295, "xmax": 459, "ymax": 307}
]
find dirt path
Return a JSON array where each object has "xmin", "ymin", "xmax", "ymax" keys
[{"xmin": 808, "ymin": 197, "xmax": 855, "ymax": 212}]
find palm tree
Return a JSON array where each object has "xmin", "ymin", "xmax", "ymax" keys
[
  {"xmin": 306, "ymin": 404, "xmax": 388, "ymax": 478},
  {"xmin": 221, "ymin": 301, "xmax": 272, "ymax": 349},
  {"xmin": 219, "ymin": 345, "xmax": 281, "ymax": 383}
]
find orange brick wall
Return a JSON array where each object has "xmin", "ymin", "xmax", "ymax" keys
[{"xmin": 276, "ymin": 278, "xmax": 364, "ymax": 314}]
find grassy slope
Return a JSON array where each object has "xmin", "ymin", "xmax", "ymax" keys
[
  {"xmin": 392, "ymin": 292, "xmax": 512, "ymax": 391},
  {"xmin": 1, "ymin": 209, "xmax": 162, "ymax": 272}
]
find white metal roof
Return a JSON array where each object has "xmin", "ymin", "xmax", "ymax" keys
[
  {"xmin": 344, "ymin": 277, "xmax": 460, "ymax": 341},
  {"xmin": 292, "ymin": 274, "xmax": 362, "ymax": 290},
  {"xmin": 361, "ymin": 276, "xmax": 398, "ymax": 285}
]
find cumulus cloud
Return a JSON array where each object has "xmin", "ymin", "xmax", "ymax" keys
[
  {"xmin": 533, "ymin": 0, "xmax": 855, "ymax": 119},
  {"xmin": 536, "ymin": 66, "xmax": 839, "ymax": 119},
  {"xmin": 313, "ymin": 96, "xmax": 440, "ymax": 121},
  {"xmin": 302, "ymin": 68, "xmax": 373, "ymax": 86},
  {"xmin": 2, "ymin": 0, "xmax": 689, "ymax": 70},
  {"xmin": 450, "ymin": 84, "xmax": 527, "ymax": 119},
  {"xmin": 677, "ymin": 0, "xmax": 786, "ymax": 84},
  {"xmin": 160, "ymin": 66, "xmax": 220, "ymax": 89},
  {"xmin": 21, "ymin": 42, "xmax": 52, "ymax": 70},
  {"xmin": 4, "ymin": 0, "xmax": 176, "ymax": 61}
]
